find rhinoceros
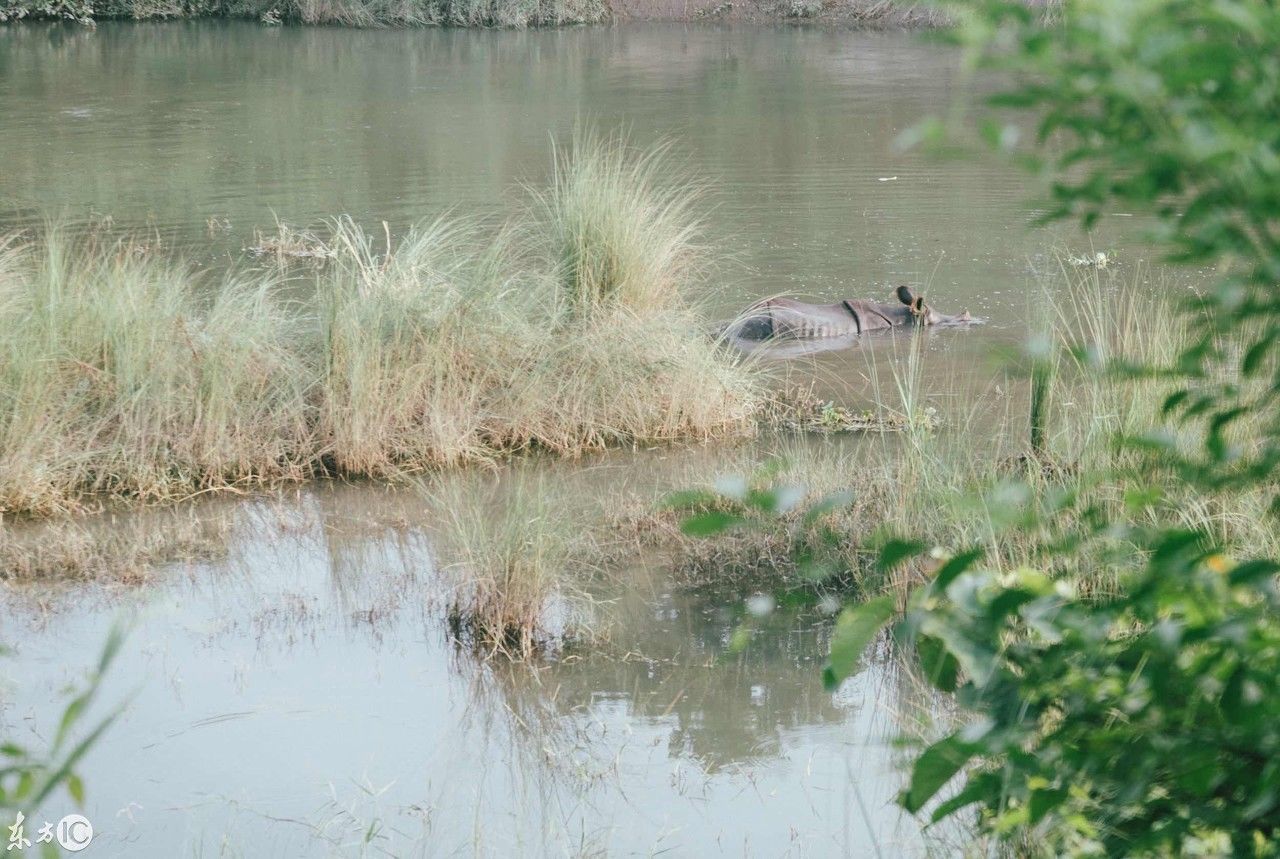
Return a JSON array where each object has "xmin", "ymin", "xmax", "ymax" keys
[{"xmin": 731, "ymin": 285, "xmax": 975, "ymax": 341}]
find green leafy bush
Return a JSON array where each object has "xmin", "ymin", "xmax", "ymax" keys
[
  {"xmin": 814, "ymin": 1, "xmax": 1280, "ymax": 854},
  {"xmin": 827, "ymin": 519, "xmax": 1280, "ymax": 855}
]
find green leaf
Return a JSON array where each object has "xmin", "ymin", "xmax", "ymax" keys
[
  {"xmin": 929, "ymin": 624, "xmax": 999, "ymax": 688},
  {"xmin": 902, "ymin": 733, "xmax": 977, "ymax": 814},
  {"xmin": 1124, "ymin": 484, "xmax": 1164, "ymax": 513},
  {"xmin": 54, "ymin": 692, "xmax": 91, "ymax": 751},
  {"xmin": 1241, "ymin": 335, "xmax": 1274, "ymax": 377},
  {"xmin": 1028, "ymin": 787, "xmax": 1068, "ymax": 823},
  {"xmin": 15, "ymin": 769, "xmax": 34, "ymax": 801},
  {"xmin": 916, "ymin": 634, "xmax": 960, "ymax": 693},
  {"xmin": 96, "ymin": 624, "xmax": 127, "ymax": 676},
  {"xmin": 1229, "ymin": 559, "xmax": 1280, "ymax": 586},
  {"xmin": 31, "ymin": 710, "xmax": 120, "ymax": 809},
  {"xmin": 931, "ymin": 548, "xmax": 984, "ymax": 593},
  {"xmin": 66, "ymin": 772, "xmax": 85, "ymax": 805},
  {"xmin": 929, "ymin": 776, "xmax": 988, "ymax": 823},
  {"xmin": 878, "ymin": 538, "xmax": 927, "ymax": 572},
  {"xmin": 679, "ymin": 511, "xmax": 744, "ymax": 537},
  {"xmin": 821, "ymin": 596, "xmax": 894, "ymax": 691}
]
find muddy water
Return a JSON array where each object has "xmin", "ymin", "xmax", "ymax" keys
[
  {"xmin": 1, "ymin": 452, "xmax": 953, "ymax": 857},
  {"xmin": 0, "ymin": 20, "xmax": 1187, "ymax": 858},
  {"xmin": 1, "ymin": 22, "xmax": 1169, "ymax": 316}
]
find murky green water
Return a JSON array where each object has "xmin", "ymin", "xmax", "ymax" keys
[
  {"xmin": 0, "ymin": 20, "xmax": 1171, "ymax": 320},
  {"xmin": 0, "ymin": 20, "xmax": 1195, "ymax": 858},
  {"xmin": 3, "ymin": 450, "xmax": 955, "ymax": 857}
]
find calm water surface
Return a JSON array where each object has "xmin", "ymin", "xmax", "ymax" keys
[
  {"xmin": 0, "ymin": 20, "xmax": 1187, "ymax": 858},
  {"xmin": 3, "ymin": 450, "xmax": 953, "ymax": 857},
  {"xmin": 0, "ymin": 20, "xmax": 1164, "ymax": 319}
]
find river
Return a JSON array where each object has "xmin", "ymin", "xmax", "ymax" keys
[{"xmin": 0, "ymin": 20, "xmax": 1179, "ymax": 857}]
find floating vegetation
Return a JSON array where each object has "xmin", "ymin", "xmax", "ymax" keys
[
  {"xmin": 765, "ymin": 387, "xmax": 939, "ymax": 434},
  {"xmin": 247, "ymin": 222, "xmax": 336, "ymax": 262},
  {"xmin": 784, "ymin": 399, "xmax": 939, "ymax": 434},
  {"xmin": 1067, "ymin": 250, "xmax": 1114, "ymax": 269},
  {"xmin": 0, "ymin": 508, "xmax": 234, "ymax": 583}
]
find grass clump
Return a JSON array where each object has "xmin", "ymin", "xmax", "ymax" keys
[
  {"xmin": 533, "ymin": 131, "xmax": 706, "ymax": 317},
  {"xmin": 0, "ymin": 135, "xmax": 760, "ymax": 519},
  {"xmin": 436, "ymin": 473, "xmax": 597, "ymax": 656},
  {"xmin": 0, "ymin": 231, "xmax": 314, "ymax": 516}
]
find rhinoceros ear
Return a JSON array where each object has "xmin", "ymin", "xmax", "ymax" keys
[
  {"xmin": 896, "ymin": 285, "xmax": 916, "ymax": 306},
  {"xmin": 913, "ymin": 296, "xmax": 926, "ymax": 315}
]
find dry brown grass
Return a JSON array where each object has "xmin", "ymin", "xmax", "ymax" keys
[{"xmin": 0, "ymin": 508, "xmax": 233, "ymax": 583}]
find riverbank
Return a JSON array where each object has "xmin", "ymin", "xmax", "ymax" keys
[{"xmin": 0, "ymin": 0, "xmax": 949, "ymax": 27}]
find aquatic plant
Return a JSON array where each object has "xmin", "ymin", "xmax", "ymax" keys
[
  {"xmin": 0, "ymin": 508, "xmax": 233, "ymax": 582},
  {"xmin": 0, "ymin": 626, "xmax": 125, "ymax": 820},
  {"xmin": 436, "ymin": 473, "xmax": 597, "ymax": 656},
  {"xmin": 0, "ymin": 137, "xmax": 760, "ymax": 518},
  {"xmin": 0, "ymin": 229, "xmax": 315, "ymax": 515},
  {"xmin": 813, "ymin": 2, "xmax": 1280, "ymax": 855},
  {"xmin": 660, "ymin": 262, "xmax": 1279, "ymax": 599}
]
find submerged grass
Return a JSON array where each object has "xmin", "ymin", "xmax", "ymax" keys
[
  {"xmin": 0, "ymin": 134, "xmax": 761, "ymax": 518},
  {"xmin": 435, "ymin": 472, "xmax": 600, "ymax": 655},
  {"xmin": 0, "ymin": 506, "xmax": 234, "ymax": 582},
  {"xmin": 614, "ymin": 259, "xmax": 1280, "ymax": 601}
]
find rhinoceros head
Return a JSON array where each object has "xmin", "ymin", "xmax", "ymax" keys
[{"xmin": 895, "ymin": 285, "xmax": 973, "ymax": 326}]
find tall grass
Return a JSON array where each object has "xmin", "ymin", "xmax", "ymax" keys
[
  {"xmin": 0, "ymin": 136, "xmax": 760, "ymax": 517},
  {"xmin": 532, "ymin": 131, "xmax": 707, "ymax": 316},
  {"xmin": 0, "ymin": 230, "xmax": 314, "ymax": 515},
  {"xmin": 619, "ymin": 260, "xmax": 1280, "ymax": 601}
]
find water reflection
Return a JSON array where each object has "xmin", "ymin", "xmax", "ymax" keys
[
  {"xmin": 1, "ymin": 19, "xmax": 1157, "ymax": 329},
  {"xmin": 0, "ymin": 475, "xmax": 943, "ymax": 855}
]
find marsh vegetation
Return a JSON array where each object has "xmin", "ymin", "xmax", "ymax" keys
[
  {"xmin": 0, "ymin": 134, "xmax": 760, "ymax": 518},
  {"xmin": 0, "ymin": 0, "xmax": 956, "ymax": 27},
  {"xmin": 4, "ymin": 8, "xmax": 1267, "ymax": 853}
]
